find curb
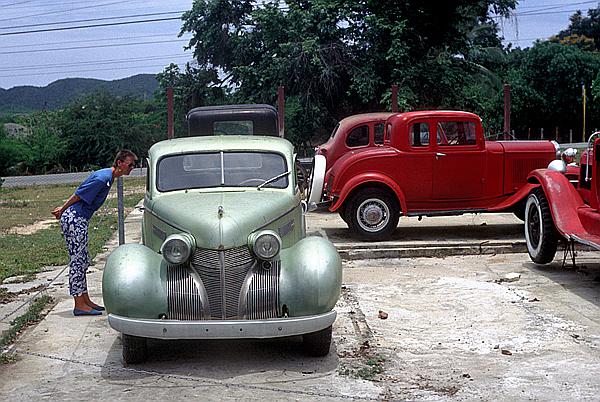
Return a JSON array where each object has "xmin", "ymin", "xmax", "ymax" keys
[{"xmin": 336, "ymin": 241, "xmax": 528, "ymax": 260}]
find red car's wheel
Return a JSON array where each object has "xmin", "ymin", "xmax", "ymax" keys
[
  {"xmin": 348, "ymin": 188, "xmax": 399, "ymax": 241},
  {"xmin": 524, "ymin": 188, "xmax": 559, "ymax": 264}
]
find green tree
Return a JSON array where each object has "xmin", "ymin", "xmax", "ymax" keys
[
  {"xmin": 174, "ymin": 0, "xmax": 516, "ymax": 146},
  {"xmin": 52, "ymin": 92, "xmax": 164, "ymax": 170},
  {"xmin": 0, "ymin": 123, "xmax": 30, "ymax": 176},
  {"xmin": 501, "ymin": 42, "xmax": 600, "ymax": 140}
]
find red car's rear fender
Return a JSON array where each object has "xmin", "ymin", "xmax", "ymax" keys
[
  {"xmin": 330, "ymin": 172, "xmax": 407, "ymax": 213},
  {"xmin": 527, "ymin": 169, "xmax": 585, "ymax": 237}
]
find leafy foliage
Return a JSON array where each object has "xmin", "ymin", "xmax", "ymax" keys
[{"xmin": 171, "ymin": 0, "xmax": 517, "ymax": 148}]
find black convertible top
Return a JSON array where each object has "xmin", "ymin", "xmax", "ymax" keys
[{"xmin": 187, "ymin": 104, "xmax": 280, "ymax": 137}]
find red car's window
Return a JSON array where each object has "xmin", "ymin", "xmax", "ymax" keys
[
  {"xmin": 410, "ymin": 123, "xmax": 430, "ymax": 147},
  {"xmin": 437, "ymin": 121, "xmax": 477, "ymax": 146},
  {"xmin": 346, "ymin": 125, "xmax": 369, "ymax": 148},
  {"xmin": 374, "ymin": 123, "xmax": 385, "ymax": 144}
]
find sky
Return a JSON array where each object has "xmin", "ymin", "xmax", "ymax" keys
[{"xmin": 0, "ymin": 0, "xmax": 594, "ymax": 90}]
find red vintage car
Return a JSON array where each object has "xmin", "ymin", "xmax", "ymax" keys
[
  {"xmin": 524, "ymin": 135, "xmax": 600, "ymax": 264},
  {"xmin": 316, "ymin": 112, "xmax": 393, "ymax": 172},
  {"xmin": 311, "ymin": 110, "xmax": 558, "ymax": 240}
]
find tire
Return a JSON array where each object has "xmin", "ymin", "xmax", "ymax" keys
[
  {"xmin": 348, "ymin": 188, "xmax": 400, "ymax": 241},
  {"xmin": 122, "ymin": 334, "xmax": 148, "ymax": 364},
  {"xmin": 524, "ymin": 188, "xmax": 559, "ymax": 264},
  {"xmin": 338, "ymin": 203, "xmax": 352, "ymax": 228},
  {"xmin": 302, "ymin": 325, "xmax": 332, "ymax": 357}
]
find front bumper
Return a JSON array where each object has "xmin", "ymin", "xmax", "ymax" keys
[{"xmin": 108, "ymin": 310, "xmax": 336, "ymax": 340}]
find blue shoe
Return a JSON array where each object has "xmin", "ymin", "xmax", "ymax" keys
[
  {"xmin": 88, "ymin": 304, "xmax": 105, "ymax": 311},
  {"xmin": 73, "ymin": 308, "xmax": 102, "ymax": 316}
]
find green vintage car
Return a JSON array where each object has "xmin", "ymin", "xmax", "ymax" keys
[{"xmin": 103, "ymin": 135, "xmax": 342, "ymax": 364}]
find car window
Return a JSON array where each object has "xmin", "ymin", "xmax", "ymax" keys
[
  {"xmin": 157, "ymin": 152, "xmax": 288, "ymax": 192},
  {"xmin": 329, "ymin": 123, "xmax": 340, "ymax": 139},
  {"xmin": 345, "ymin": 125, "xmax": 369, "ymax": 148},
  {"xmin": 213, "ymin": 120, "xmax": 253, "ymax": 135},
  {"xmin": 410, "ymin": 123, "xmax": 430, "ymax": 147},
  {"xmin": 437, "ymin": 121, "xmax": 477, "ymax": 146},
  {"xmin": 374, "ymin": 123, "xmax": 384, "ymax": 144},
  {"xmin": 385, "ymin": 123, "xmax": 392, "ymax": 144}
]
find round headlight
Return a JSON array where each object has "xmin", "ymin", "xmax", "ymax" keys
[
  {"xmin": 161, "ymin": 233, "xmax": 195, "ymax": 265},
  {"xmin": 250, "ymin": 231, "xmax": 281, "ymax": 260}
]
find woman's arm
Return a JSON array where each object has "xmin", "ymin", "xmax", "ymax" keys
[{"xmin": 52, "ymin": 194, "xmax": 81, "ymax": 219}]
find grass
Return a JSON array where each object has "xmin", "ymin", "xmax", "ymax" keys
[
  {"xmin": 0, "ymin": 177, "xmax": 145, "ymax": 232},
  {"xmin": 0, "ymin": 295, "xmax": 52, "ymax": 364},
  {"xmin": 0, "ymin": 178, "xmax": 145, "ymax": 282}
]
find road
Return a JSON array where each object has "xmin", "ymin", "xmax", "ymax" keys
[
  {"xmin": 2, "ymin": 168, "xmax": 147, "ymax": 188},
  {"xmin": 1, "ymin": 210, "xmax": 599, "ymax": 400}
]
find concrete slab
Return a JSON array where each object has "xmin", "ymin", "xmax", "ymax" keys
[
  {"xmin": 306, "ymin": 210, "xmax": 526, "ymax": 258},
  {"xmin": 1, "ymin": 206, "xmax": 599, "ymax": 400}
]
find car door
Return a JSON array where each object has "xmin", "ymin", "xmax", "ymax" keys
[
  {"xmin": 432, "ymin": 119, "xmax": 485, "ymax": 200},
  {"xmin": 392, "ymin": 119, "xmax": 435, "ymax": 204}
]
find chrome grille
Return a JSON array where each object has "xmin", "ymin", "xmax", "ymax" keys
[
  {"xmin": 245, "ymin": 261, "xmax": 280, "ymax": 319},
  {"xmin": 166, "ymin": 264, "xmax": 204, "ymax": 320},
  {"xmin": 190, "ymin": 246, "xmax": 280, "ymax": 320}
]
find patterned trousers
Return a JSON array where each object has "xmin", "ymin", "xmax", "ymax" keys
[{"xmin": 60, "ymin": 207, "xmax": 91, "ymax": 296}]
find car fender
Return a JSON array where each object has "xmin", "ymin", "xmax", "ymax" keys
[
  {"xmin": 330, "ymin": 172, "xmax": 407, "ymax": 213},
  {"xmin": 279, "ymin": 237, "xmax": 342, "ymax": 317},
  {"xmin": 526, "ymin": 169, "xmax": 586, "ymax": 237},
  {"xmin": 103, "ymin": 244, "xmax": 168, "ymax": 319},
  {"xmin": 487, "ymin": 182, "xmax": 539, "ymax": 212}
]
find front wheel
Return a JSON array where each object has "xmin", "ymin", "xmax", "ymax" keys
[
  {"xmin": 302, "ymin": 325, "xmax": 332, "ymax": 357},
  {"xmin": 122, "ymin": 333, "xmax": 148, "ymax": 364},
  {"xmin": 348, "ymin": 188, "xmax": 400, "ymax": 241},
  {"xmin": 524, "ymin": 188, "xmax": 559, "ymax": 264}
]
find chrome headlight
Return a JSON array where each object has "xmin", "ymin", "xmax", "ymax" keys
[
  {"xmin": 249, "ymin": 230, "xmax": 281, "ymax": 260},
  {"xmin": 160, "ymin": 233, "xmax": 195, "ymax": 265}
]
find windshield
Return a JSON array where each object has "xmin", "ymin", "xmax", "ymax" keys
[{"xmin": 157, "ymin": 151, "xmax": 289, "ymax": 192}]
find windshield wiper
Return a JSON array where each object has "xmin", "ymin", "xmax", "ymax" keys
[{"xmin": 257, "ymin": 170, "xmax": 291, "ymax": 190}]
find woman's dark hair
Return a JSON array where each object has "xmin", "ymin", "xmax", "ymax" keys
[{"xmin": 112, "ymin": 149, "xmax": 138, "ymax": 168}]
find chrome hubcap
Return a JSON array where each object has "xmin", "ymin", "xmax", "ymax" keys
[{"xmin": 357, "ymin": 198, "xmax": 390, "ymax": 232}]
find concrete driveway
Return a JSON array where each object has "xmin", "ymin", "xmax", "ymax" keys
[{"xmin": 1, "ymin": 210, "xmax": 599, "ymax": 400}]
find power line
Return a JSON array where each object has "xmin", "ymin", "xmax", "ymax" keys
[
  {"xmin": 0, "ymin": 0, "xmax": 137, "ymax": 23},
  {"xmin": 0, "ymin": 16, "xmax": 181, "ymax": 36},
  {"xmin": 0, "ymin": 38, "xmax": 188, "ymax": 54},
  {"xmin": 516, "ymin": 0, "xmax": 597, "ymax": 12},
  {"xmin": 1, "ymin": 0, "xmax": 39, "ymax": 7},
  {"xmin": 0, "ymin": 32, "xmax": 188, "ymax": 49},
  {"xmin": 0, "ymin": 10, "xmax": 186, "ymax": 30},
  {"xmin": 0, "ymin": 62, "xmax": 187, "ymax": 78},
  {"xmin": 0, "ymin": 53, "xmax": 191, "ymax": 72}
]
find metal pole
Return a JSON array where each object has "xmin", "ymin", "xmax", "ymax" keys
[
  {"xmin": 570, "ymin": 128, "xmax": 573, "ymax": 143},
  {"xmin": 167, "ymin": 87, "xmax": 174, "ymax": 140},
  {"xmin": 391, "ymin": 84, "xmax": 398, "ymax": 113},
  {"xmin": 540, "ymin": 128, "xmax": 544, "ymax": 140},
  {"xmin": 503, "ymin": 84, "xmax": 511, "ymax": 140},
  {"xmin": 278, "ymin": 86, "xmax": 285, "ymax": 138},
  {"xmin": 582, "ymin": 83, "xmax": 586, "ymax": 142},
  {"xmin": 117, "ymin": 176, "xmax": 125, "ymax": 245}
]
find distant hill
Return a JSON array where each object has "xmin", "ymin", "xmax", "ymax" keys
[{"xmin": 0, "ymin": 74, "xmax": 159, "ymax": 113}]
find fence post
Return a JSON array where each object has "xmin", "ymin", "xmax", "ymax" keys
[
  {"xmin": 569, "ymin": 129, "xmax": 573, "ymax": 143},
  {"xmin": 391, "ymin": 84, "xmax": 398, "ymax": 113},
  {"xmin": 117, "ymin": 177, "xmax": 124, "ymax": 245},
  {"xmin": 503, "ymin": 84, "xmax": 510, "ymax": 140},
  {"xmin": 540, "ymin": 128, "xmax": 544, "ymax": 139},
  {"xmin": 167, "ymin": 87, "xmax": 174, "ymax": 140}
]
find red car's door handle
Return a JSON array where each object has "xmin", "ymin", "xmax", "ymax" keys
[{"xmin": 436, "ymin": 152, "xmax": 446, "ymax": 159}]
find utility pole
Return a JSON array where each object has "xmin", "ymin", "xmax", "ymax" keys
[
  {"xmin": 167, "ymin": 87, "xmax": 174, "ymax": 140},
  {"xmin": 582, "ymin": 82, "xmax": 587, "ymax": 142},
  {"xmin": 503, "ymin": 84, "xmax": 511, "ymax": 140}
]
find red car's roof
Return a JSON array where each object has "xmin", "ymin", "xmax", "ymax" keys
[
  {"xmin": 338, "ymin": 112, "xmax": 394, "ymax": 127},
  {"xmin": 389, "ymin": 110, "xmax": 481, "ymax": 123}
]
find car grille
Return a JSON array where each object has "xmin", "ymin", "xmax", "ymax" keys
[
  {"xmin": 165, "ymin": 246, "xmax": 280, "ymax": 320},
  {"xmin": 166, "ymin": 264, "xmax": 205, "ymax": 320}
]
